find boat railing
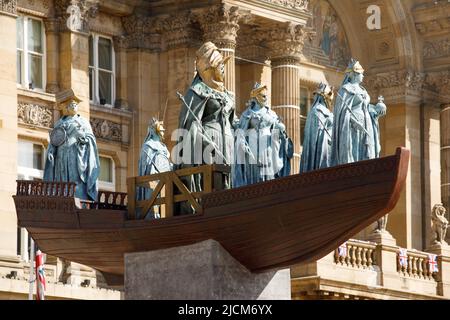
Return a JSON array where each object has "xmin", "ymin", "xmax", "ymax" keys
[
  {"xmin": 127, "ymin": 164, "xmax": 230, "ymax": 220},
  {"xmin": 78, "ymin": 191, "xmax": 128, "ymax": 210},
  {"xmin": 16, "ymin": 180, "xmax": 77, "ymax": 197}
]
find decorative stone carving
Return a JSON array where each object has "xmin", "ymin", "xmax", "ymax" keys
[
  {"xmin": 17, "ymin": 103, "xmax": 53, "ymax": 128},
  {"xmin": 266, "ymin": 22, "xmax": 308, "ymax": 61},
  {"xmin": 119, "ymin": 15, "xmax": 161, "ymax": 51},
  {"xmin": 90, "ymin": 118, "xmax": 122, "ymax": 142},
  {"xmin": 424, "ymin": 38, "xmax": 450, "ymax": 59},
  {"xmin": 0, "ymin": 0, "xmax": 17, "ymax": 15},
  {"xmin": 260, "ymin": 0, "xmax": 309, "ymax": 10},
  {"xmin": 161, "ymin": 11, "xmax": 199, "ymax": 50},
  {"xmin": 195, "ymin": 5, "xmax": 250, "ymax": 49},
  {"xmin": 431, "ymin": 203, "xmax": 448, "ymax": 245},
  {"xmin": 44, "ymin": 18, "xmax": 60, "ymax": 33},
  {"xmin": 365, "ymin": 70, "xmax": 425, "ymax": 92},
  {"xmin": 54, "ymin": 0, "xmax": 99, "ymax": 33}
]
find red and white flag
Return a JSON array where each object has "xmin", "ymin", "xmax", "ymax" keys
[
  {"xmin": 398, "ymin": 248, "xmax": 408, "ymax": 267},
  {"xmin": 35, "ymin": 250, "xmax": 46, "ymax": 300},
  {"xmin": 338, "ymin": 243, "xmax": 347, "ymax": 257},
  {"xmin": 428, "ymin": 254, "xmax": 439, "ymax": 273}
]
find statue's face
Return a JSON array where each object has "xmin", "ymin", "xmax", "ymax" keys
[
  {"xmin": 214, "ymin": 60, "xmax": 225, "ymax": 82},
  {"xmin": 66, "ymin": 101, "xmax": 78, "ymax": 116},
  {"xmin": 255, "ymin": 89, "xmax": 268, "ymax": 106},
  {"xmin": 352, "ymin": 72, "xmax": 364, "ymax": 84}
]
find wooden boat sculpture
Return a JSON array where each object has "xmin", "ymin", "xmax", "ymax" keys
[{"xmin": 13, "ymin": 147, "xmax": 409, "ymax": 285}]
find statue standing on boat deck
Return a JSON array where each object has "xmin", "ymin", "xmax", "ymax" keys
[
  {"xmin": 233, "ymin": 83, "xmax": 291, "ymax": 187},
  {"xmin": 43, "ymin": 92, "xmax": 100, "ymax": 201},
  {"xmin": 300, "ymin": 83, "xmax": 334, "ymax": 173},
  {"xmin": 331, "ymin": 59, "xmax": 387, "ymax": 166},
  {"xmin": 175, "ymin": 41, "xmax": 236, "ymax": 195},
  {"xmin": 137, "ymin": 118, "xmax": 172, "ymax": 219}
]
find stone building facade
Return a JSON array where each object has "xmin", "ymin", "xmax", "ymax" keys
[{"xmin": 0, "ymin": 0, "xmax": 448, "ymax": 299}]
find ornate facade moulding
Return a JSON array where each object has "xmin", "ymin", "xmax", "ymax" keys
[
  {"xmin": 54, "ymin": 0, "xmax": 99, "ymax": 34},
  {"xmin": 90, "ymin": 118, "xmax": 122, "ymax": 143},
  {"xmin": 365, "ymin": 69, "xmax": 450, "ymax": 103},
  {"xmin": 265, "ymin": 22, "xmax": 309, "ymax": 62},
  {"xmin": 258, "ymin": 0, "xmax": 309, "ymax": 10},
  {"xmin": 424, "ymin": 38, "xmax": 450, "ymax": 60},
  {"xmin": 118, "ymin": 14, "xmax": 161, "ymax": 52},
  {"xmin": 160, "ymin": 11, "xmax": 200, "ymax": 51},
  {"xmin": 18, "ymin": 102, "xmax": 53, "ymax": 129},
  {"xmin": 414, "ymin": 1, "xmax": 450, "ymax": 37},
  {"xmin": 194, "ymin": 4, "xmax": 251, "ymax": 50},
  {"xmin": 0, "ymin": 0, "xmax": 17, "ymax": 16}
]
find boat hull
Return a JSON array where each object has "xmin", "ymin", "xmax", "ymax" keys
[{"xmin": 14, "ymin": 148, "xmax": 409, "ymax": 285}]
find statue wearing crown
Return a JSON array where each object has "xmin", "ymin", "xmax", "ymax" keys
[
  {"xmin": 43, "ymin": 90, "xmax": 100, "ymax": 201},
  {"xmin": 331, "ymin": 59, "xmax": 387, "ymax": 165},
  {"xmin": 137, "ymin": 118, "xmax": 172, "ymax": 219},
  {"xmin": 300, "ymin": 83, "xmax": 334, "ymax": 173},
  {"xmin": 175, "ymin": 42, "xmax": 237, "ymax": 198},
  {"xmin": 233, "ymin": 83, "xmax": 292, "ymax": 187}
]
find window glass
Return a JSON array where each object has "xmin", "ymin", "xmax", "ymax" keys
[
  {"xmin": 16, "ymin": 17, "xmax": 23, "ymax": 49},
  {"xmin": 89, "ymin": 35, "xmax": 94, "ymax": 67},
  {"xmin": 17, "ymin": 51, "xmax": 22, "ymax": 84},
  {"xmin": 99, "ymin": 71, "xmax": 112, "ymax": 105},
  {"xmin": 98, "ymin": 37, "xmax": 112, "ymax": 70},
  {"xmin": 27, "ymin": 18, "xmax": 42, "ymax": 53},
  {"xmin": 28, "ymin": 54, "xmax": 43, "ymax": 89},
  {"xmin": 18, "ymin": 140, "xmax": 44, "ymax": 170},
  {"xmin": 99, "ymin": 157, "xmax": 113, "ymax": 182}
]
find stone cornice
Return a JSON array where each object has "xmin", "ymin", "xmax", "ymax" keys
[
  {"xmin": 0, "ymin": 0, "xmax": 17, "ymax": 16},
  {"xmin": 414, "ymin": 1, "xmax": 450, "ymax": 37}
]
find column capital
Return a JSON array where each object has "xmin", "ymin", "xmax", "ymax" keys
[
  {"xmin": 44, "ymin": 18, "xmax": 60, "ymax": 33},
  {"xmin": 55, "ymin": 0, "xmax": 99, "ymax": 34},
  {"xmin": 160, "ymin": 11, "xmax": 200, "ymax": 50},
  {"xmin": 0, "ymin": 0, "xmax": 17, "ymax": 16},
  {"xmin": 195, "ymin": 4, "xmax": 251, "ymax": 50},
  {"xmin": 119, "ymin": 15, "xmax": 161, "ymax": 52},
  {"xmin": 266, "ymin": 22, "xmax": 309, "ymax": 62}
]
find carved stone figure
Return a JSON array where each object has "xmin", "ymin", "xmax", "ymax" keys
[
  {"xmin": 43, "ymin": 92, "xmax": 100, "ymax": 201},
  {"xmin": 300, "ymin": 83, "xmax": 334, "ymax": 173},
  {"xmin": 175, "ymin": 42, "xmax": 236, "ymax": 196},
  {"xmin": 431, "ymin": 203, "xmax": 448, "ymax": 245},
  {"xmin": 331, "ymin": 58, "xmax": 387, "ymax": 166},
  {"xmin": 137, "ymin": 118, "xmax": 172, "ymax": 219},
  {"xmin": 233, "ymin": 83, "xmax": 291, "ymax": 187}
]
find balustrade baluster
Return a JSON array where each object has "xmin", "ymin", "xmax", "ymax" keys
[{"xmin": 356, "ymin": 247, "xmax": 362, "ymax": 268}]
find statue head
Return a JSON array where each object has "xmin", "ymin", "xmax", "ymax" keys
[
  {"xmin": 250, "ymin": 83, "xmax": 268, "ymax": 107},
  {"xmin": 314, "ymin": 82, "xmax": 334, "ymax": 108},
  {"xmin": 195, "ymin": 42, "xmax": 231, "ymax": 92},
  {"xmin": 345, "ymin": 58, "xmax": 365, "ymax": 84},
  {"xmin": 61, "ymin": 93, "xmax": 82, "ymax": 116},
  {"xmin": 147, "ymin": 118, "xmax": 165, "ymax": 141}
]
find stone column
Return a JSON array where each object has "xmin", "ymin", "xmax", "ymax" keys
[
  {"xmin": 197, "ymin": 5, "xmax": 249, "ymax": 95},
  {"xmin": 55, "ymin": 0, "xmax": 99, "ymax": 118},
  {"xmin": 267, "ymin": 23, "xmax": 307, "ymax": 174},
  {"xmin": 441, "ymin": 103, "xmax": 450, "ymax": 213},
  {"xmin": 44, "ymin": 19, "xmax": 60, "ymax": 93},
  {"xmin": 120, "ymin": 14, "xmax": 162, "ymax": 177},
  {"xmin": 112, "ymin": 36, "xmax": 129, "ymax": 110},
  {"xmin": 160, "ymin": 12, "xmax": 200, "ymax": 153},
  {"xmin": 0, "ymin": 0, "xmax": 19, "ymax": 256}
]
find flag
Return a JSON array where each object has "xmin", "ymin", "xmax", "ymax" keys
[
  {"xmin": 35, "ymin": 250, "xmax": 46, "ymax": 300},
  {"xmin": 428, "ymin": 254, "xmax": 438, "ymax": 273},
  {"xmin": 338, "ymin": 243, "xmax": 347, "ymax": 257},
  {"xmin": 398, "ymin": 248, "xmax": 408, "ymax": 267}
]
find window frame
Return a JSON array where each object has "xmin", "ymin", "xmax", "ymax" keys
[
  {"xmin": 16, "ymin": 15, "xmax": 47, "ymax": 92},
  {"xmin": 98, "ymin": 155, "xmax": 116, "ymax": 192},
  {"xmin": 89, "ymin": 33, "xmax": 116, "ymax": 107}
]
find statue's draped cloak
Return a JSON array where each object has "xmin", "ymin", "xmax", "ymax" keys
[
  {"xmin": 44, "ymin": 114, "xmax": 100, "ymax": 201},
  {"xmin": 331, "ymin": 82, "xmax": 381, "ymax": 166},
  {"xmin": 137, "ymin": 137, "xmax": 172, "ymax": 219},
  {"xmin": 300, "ymin": 95, "xmax": 333, "ymax": 173},
  {"xmin": 176, "ymin": 74, "xmax": 236, "ymax": 198},
  {"xmin": 233, "ymin": 103, "xmax": 289, "ymax": 187}
]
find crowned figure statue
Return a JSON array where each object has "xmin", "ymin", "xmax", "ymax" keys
[
  {"xmin": 175, "ymin": 42, "xmax": 237, "ymax": 197},
  {"xmin": 233, "ymin": 83, "xmax": 291, "ymax": 187},
  {"xmin": 137, "ymin": 118, "xmax": 172, "ymax": 219},
  {"xmin": 300, "ymin": 83, "xmax": 334, "ymax": 173},
  {"xmin": 331, "ymin": 58, "xmax": 387, "ymax": 165},
  {"xmin": 43, "ymin": 91, "xmax": 100, "ymax": 201}
]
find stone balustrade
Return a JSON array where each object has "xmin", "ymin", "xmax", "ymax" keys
[{"xmin": 292, "ymin": 238, "xmax": 450, "ymax": 300}]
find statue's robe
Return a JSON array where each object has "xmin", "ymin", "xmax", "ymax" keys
[
  {"xmin": 175, "ymin": 74, "xmax": 236, "ymax": 213},
  {"xmin": 330, "ymin": 82, "xmax": 381, "ymax": 166},
  {"xmin": 276, "ymin": 132, "xmax": 294, "ymax": 179},
  {"xmin": 233, "ymin": 103, "xmax": 288, "ymax": 187},
  {"xmin": 137, "ymin": 138, "xmax": 172, "ymax": 219},
  {"xmin": 299, "ymin": 96, "xmax": 333, "ymax": 173},
  {"xmin": 43, "ymin": 114, "xmax": 100, "ymax": 201}
]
